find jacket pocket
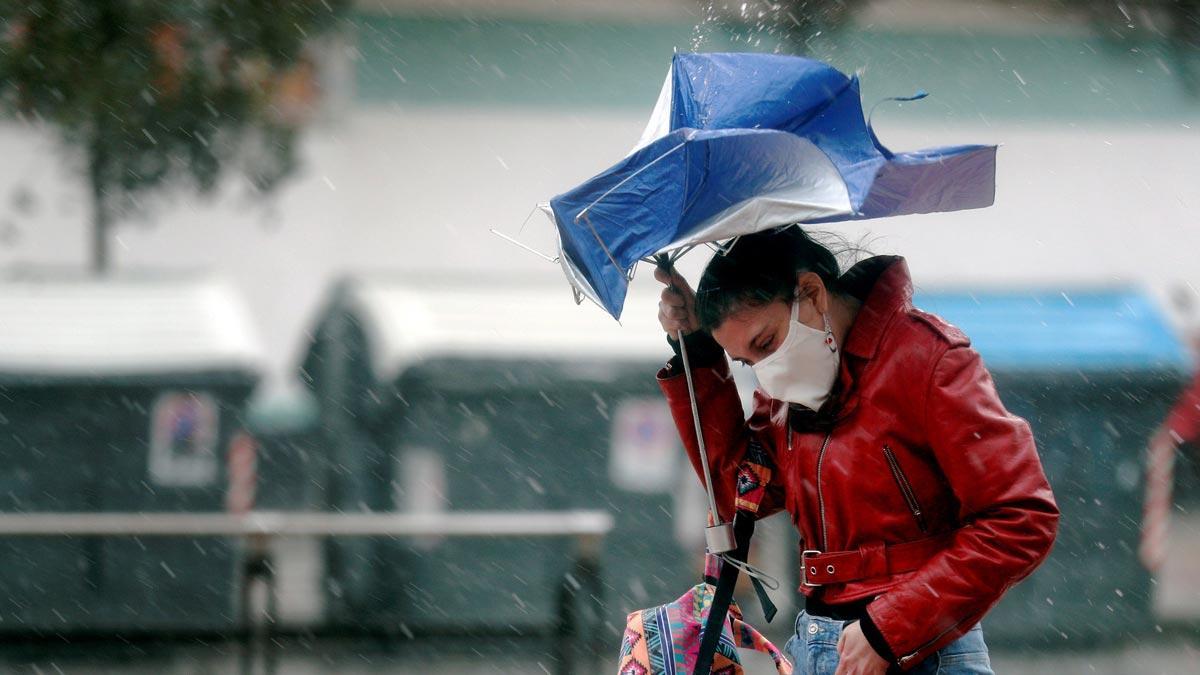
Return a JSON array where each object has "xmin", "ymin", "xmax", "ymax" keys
[{"xmin": 882, "ymin": 444, "xmax": 928, "ymax": 533}]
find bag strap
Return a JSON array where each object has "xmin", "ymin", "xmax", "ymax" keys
[
  {"xmin": 694, "ymin": 513, "xmax": 755, "ymax": 675},
  {"xmin": 731, "ymin": 436, "xmax": 782, "ymax": 614},
  {"xmin": 694, "ymin": 429, "xmax": 785, "ymax": 673},
  {"xmin": 729, "ymin": 611, "xmax": 794, "ymax": 675}
]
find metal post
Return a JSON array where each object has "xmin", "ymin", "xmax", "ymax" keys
[
  {"xmin": 553, "ymin": 563, "xmax": 578, "ymax": 675},
  {"xmin": 239, "ymin": 552, "xmax": 254, "ymax": 675},
  {"xmin": 576, "ymin": 532, "xmax": 605, "ymax": 669},
  {"xmin": 240, "ymin": 533, "xmax": 276, "ymax": 675},
  {"xmin": 553, "ymin": 532, "xmax": 606, "ymax": 675}
]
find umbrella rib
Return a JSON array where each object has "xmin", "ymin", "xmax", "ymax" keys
[
  {"xmin": 489, "ymin": 228, "xmax": 559, "ymax": 264},
  {"xmin": 572, "ymin": 139, "xmax": 692, "ymax": 285},
  {"xmin": 639, "ymin": 246, "xmax": 694, "ymax": 266},
  {"xmin": 573, "ymin": 139, "xmax": 689, "ymax": 223},
  {"xmin": 578, "ymin": 210, "xmax": 629, "ymax": 285},
  {"xmin": 490, "ymin": 205, "xmax": 562, "ymax": 263}
]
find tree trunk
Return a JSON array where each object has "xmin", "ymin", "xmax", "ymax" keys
[
  {"xmin": 1170, "ymin": 0, "xmax": 1200, "ymax": 97},
  {"xmin": 89, "ymin": 0, "xmax": 117, "ymax": 276},
  {"xmin": 89, "ymin": 139, "xmax": 109, "ymax": 275}
]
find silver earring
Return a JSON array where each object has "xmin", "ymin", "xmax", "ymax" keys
[{"xmin": 823, "ymin": 314, "xmax": 837, "ymax": 353}]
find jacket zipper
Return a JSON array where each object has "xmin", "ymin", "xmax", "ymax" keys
[
  {"xmin": 816, "ymin": 432, "xmax": 833, "ymax": 550},
  {"xmin": 882, "ymin": 444, "xmax": 928, "ymax": 533},
  {"xmin": 897, "ymin": 618, "xmax": 965, "ymax": 667}
]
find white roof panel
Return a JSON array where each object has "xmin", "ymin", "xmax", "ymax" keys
[
  {"xmin": 0, "ymin": 276, "xmax": 264, "ymax": 377},
  {"xmin": 342, "ymin": 280, "xmax": 670, "ymax": 383}
]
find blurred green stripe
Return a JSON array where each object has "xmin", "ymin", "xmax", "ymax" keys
[
  {"xmin": 817, "ymin": 28, "xmax": 1200, "ymax": 124},
  {"xmin": 352, "ymin": 12, "xmax": 1200, "ymax": 122},
  {"xmin": 352, "ymin": 13, "xmax": 724, "ymax": 108}
]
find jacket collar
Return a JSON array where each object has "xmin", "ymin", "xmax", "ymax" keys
[
  {"xmin": 840, "ymin": 255, "xmax": 912, "ymax": 360},
  {"xmin": 787, "ymin": 255, "xmax": 912, "ymax": 432}
]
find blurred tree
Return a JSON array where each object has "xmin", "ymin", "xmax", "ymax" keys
[
  {"xmin": 0, "ymin": 0, "xmax": 348, "ymax": 273},
  {"xmin": 706, "ymin": 0, "xmax": 870, "ymax": 53},
  {"xmin": 1076, "ymin": 0, "xmax": 1200, "ymax": 95},
  {"xmin": 717, "ymin": 1, "xmax": 1200, "ymax": 95},
  {"xmin": 1016, "ymin": 1, "xmax": 1200, "ymax": 95}
]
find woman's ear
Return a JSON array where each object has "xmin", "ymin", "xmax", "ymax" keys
[{"xmin": 796, "ymin": 271, "xmax": 829, "ymax": 315}]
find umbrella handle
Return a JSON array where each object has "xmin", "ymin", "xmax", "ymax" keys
[{"xmin": 657, "ymin": 255, "xmax": 736, "ymax": 554}]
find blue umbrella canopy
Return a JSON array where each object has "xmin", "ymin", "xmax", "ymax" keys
[{"xmin": 547, "ymin": 52, "xmax": 997, "ymax": 319}]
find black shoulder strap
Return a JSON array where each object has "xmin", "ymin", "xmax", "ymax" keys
[
  {"xmin": 693, "ymin": 434, "xmax": 785, "ymax": 673},
  {"xmin": 693, "ymin": 514, "xmax": 755, "ymax": 675}
]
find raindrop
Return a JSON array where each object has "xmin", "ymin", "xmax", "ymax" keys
[{"xmin": 526, "ymin": 476, "xmax": 544, "ymax": 495}]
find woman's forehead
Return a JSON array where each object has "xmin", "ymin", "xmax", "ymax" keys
[
  {"xmin": 724, "ymin": 303, "xmax": 772, "ymax": 325},
  {"xmin": 715, "ymin": 300, "xmax": 783, "ymax": 336}
]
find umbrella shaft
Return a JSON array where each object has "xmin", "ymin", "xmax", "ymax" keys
[{"xmin": 677, "ymin": 328, "xmax": 724, "ymax": 527}]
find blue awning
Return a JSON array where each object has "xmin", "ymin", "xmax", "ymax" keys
[{"xmin": 914, "ymin": 288, "xmax": 1190, "ymax": 374}]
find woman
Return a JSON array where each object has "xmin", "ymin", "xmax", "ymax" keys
[{"xmin": 654, "ymin": 227, "xmax": 1059, "ymax": 675}]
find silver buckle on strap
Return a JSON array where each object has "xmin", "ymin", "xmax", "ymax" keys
[{"xmin": 801, "ymin": 549, "xmax": 823, "ymax": 587}]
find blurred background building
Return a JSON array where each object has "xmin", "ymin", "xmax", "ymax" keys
[
  {"xmin": 1, "ymin": 0, "xmax": 1199, "ymax": 672},
  {"xmin": 1, "ymin": 0, "xmax": 1196, "ymax": 399}
]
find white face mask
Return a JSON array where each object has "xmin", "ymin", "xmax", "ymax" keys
[{"xmin": 751, "ymin": 292, "xmax": 840, "ymax": 410}]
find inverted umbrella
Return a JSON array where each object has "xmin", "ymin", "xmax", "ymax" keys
[{"xmin": 547, "ymin": 52, "xmax": 997, "ymax": 320}]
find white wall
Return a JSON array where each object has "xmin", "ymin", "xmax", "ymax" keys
[{"xmin": 1, "ymin": 109, "xmax": 1196, "ymax": 393}]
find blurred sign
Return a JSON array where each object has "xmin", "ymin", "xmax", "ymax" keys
[
  {"xmin": 397, "ymin": 447, "xmax": 448, "ymax": 550},
  {"xmin": 148, "ymin": 391, "xmax": 219, "ymax": 487},
  {"xmin": 609, "ymin": 398, "xmax": 678, "ymax": 493},
  {"xmin": 225, "ymin": 431, "xmax": 258, "ymax": 514}
]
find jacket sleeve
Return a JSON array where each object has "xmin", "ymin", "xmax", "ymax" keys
[
  {"xmin": 656, "ymin": 337, "xmax": 785, "ymax": 524},
  {"xmin": 864, "ymin": 344, "xmax": 1060, "ymax": 669},
  {"xmin": 1164, "ymin": 370, "xmax": 1200, "ymax": 444}
]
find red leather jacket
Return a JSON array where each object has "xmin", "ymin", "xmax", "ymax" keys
[
  {"xmin": 1163, "ymin": 367, "xmax": 1200, "ymax": 443},
  {"xmin": 658, "ymin": 256, "xmax": 1059, "ymax": 669}
]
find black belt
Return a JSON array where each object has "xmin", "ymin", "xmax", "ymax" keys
[{"xmin": 803, "ymin": 594, "xmax": 874, "ymax": 622}]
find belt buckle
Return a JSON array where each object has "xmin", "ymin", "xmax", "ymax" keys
[{"xmin": 801, "ymin": 549, "xmax": 823, "ymax": 588}]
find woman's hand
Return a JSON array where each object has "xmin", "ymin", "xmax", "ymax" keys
[
  {"xmin": 835, "ymin": 621, "xmax": 890, "ymax": 675},
  {"xmin": 654, "ymin": 265, "xmax": 700, "ymax": 337}
]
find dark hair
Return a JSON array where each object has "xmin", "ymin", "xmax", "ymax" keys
[{"xmin": 695, "ymin": 226, "xmax": 846, "ymax": 332}]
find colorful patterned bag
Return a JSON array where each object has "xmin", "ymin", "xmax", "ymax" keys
[
  {"xmin": 617, "ymin": 576, "xmax": 792, "ymax": 675},
  {"xmin": 617, "ymin": 439, "xmax": 791, "ymax": 674}
]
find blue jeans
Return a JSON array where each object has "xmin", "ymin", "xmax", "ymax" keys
[{"xmin": 783, "ymin": 610, "xmax": 994, "ymax": 674}]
